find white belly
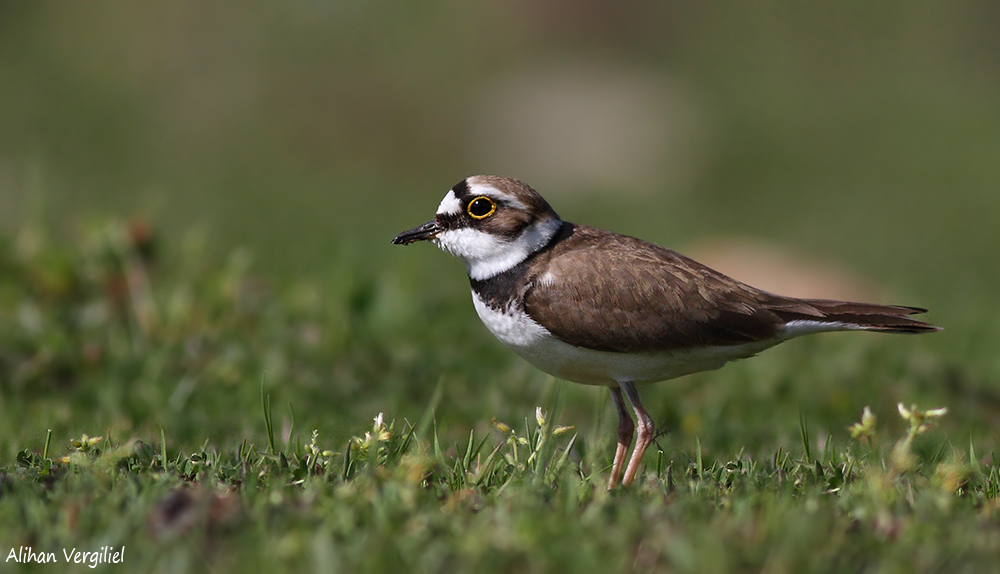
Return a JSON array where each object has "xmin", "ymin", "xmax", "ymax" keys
[{"xmin": 471, "ymin": 291, "xmax": 778, "ymax": 386}]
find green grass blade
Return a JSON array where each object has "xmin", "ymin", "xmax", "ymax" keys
[{"xmin": 799, "ymin": 410, "xmax": 812, "ymax": 463}]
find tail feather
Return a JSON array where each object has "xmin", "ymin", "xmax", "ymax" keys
[{"xmin": 766, "ymin": 297, "xmax": 941, "ymax": 336}]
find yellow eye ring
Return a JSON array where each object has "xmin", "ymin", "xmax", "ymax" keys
[{"xmin": 467, "ymin": 196, "xmax": 497, "ymax": 219}]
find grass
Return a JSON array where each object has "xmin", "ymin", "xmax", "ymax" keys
[{"xmin": 1, "ymin": 219, "xmax": 998, "ymax": 573}]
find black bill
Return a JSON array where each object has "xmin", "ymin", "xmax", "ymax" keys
[{"xmin": 391, "ymin": 220, "xmax": 443, "ymax": 245}]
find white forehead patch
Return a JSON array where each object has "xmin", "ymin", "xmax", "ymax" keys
[
  {"xmin": 467, "ymin": 182, "xmax": 528, "ymax": 211},
  {"xmin": 436, "ymin": 190, "xmax": 462, "ymax": 215}
]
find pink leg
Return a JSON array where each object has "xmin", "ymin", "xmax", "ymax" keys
[
  {"xmin": 620, "ymin": 382, "xmax": 654, "ymax": 487},
  {"xmin": 607, "ymin": 386, "xmax": 634, "ymax": 490}
]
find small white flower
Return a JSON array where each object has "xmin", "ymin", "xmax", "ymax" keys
[
  {"xmin": 861, "ymin": 406, "xmax": 876, "ymax": 427},
  {"xmin": 372, "ymin": 412, "xmax": 392, "ymax": 442},
  {"xmin": 849, "ymin": 406, "xmax": 877, "ymax": 440},
  {"xmin": 898, "ymin": 403, "xmax": 948, "ymax": 436},
  {"xmin": 897, "ymin": 403, "xmax": 912, "ymax": 420}
]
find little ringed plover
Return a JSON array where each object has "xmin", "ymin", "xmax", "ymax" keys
[{"xmin": 392, "ymin": 175, "xmax": 939, "ymax": 489}]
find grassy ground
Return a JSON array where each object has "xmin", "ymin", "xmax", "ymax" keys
[{"xmin": 1, "ymin": 219, "xmax": 998, "ymax": 573}]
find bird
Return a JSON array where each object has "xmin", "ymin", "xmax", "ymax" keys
[{"xmin": 392, "ymin": 175, "xmax": 939, "ymax": 489}]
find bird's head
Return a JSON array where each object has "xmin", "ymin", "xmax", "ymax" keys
[{"xmin": 392, "ymin": 175, "xmax": 563, "ymax": 280}]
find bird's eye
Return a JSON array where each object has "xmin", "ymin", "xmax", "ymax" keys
[{"xmin": 467, "ymin": 196, "xmax": 497, "ymax": 219}]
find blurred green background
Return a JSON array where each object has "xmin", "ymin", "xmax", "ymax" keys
[{"xmin": 0, "ymin": 2, "xmax": 998, "ymax": 452}]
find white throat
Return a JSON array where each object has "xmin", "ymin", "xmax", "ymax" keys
[{"xmin": 432, "ymin": 217, "xmax": 562, "ymax": 280}]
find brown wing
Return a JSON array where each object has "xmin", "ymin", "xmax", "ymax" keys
[{"xmin": 524, "ymin": 226, "xmax": 784, "ymax": 353}]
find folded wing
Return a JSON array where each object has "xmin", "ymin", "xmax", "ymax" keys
[{"xmin": 524, "ymin": 226, "xmax": 937, "ymax": 354}]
